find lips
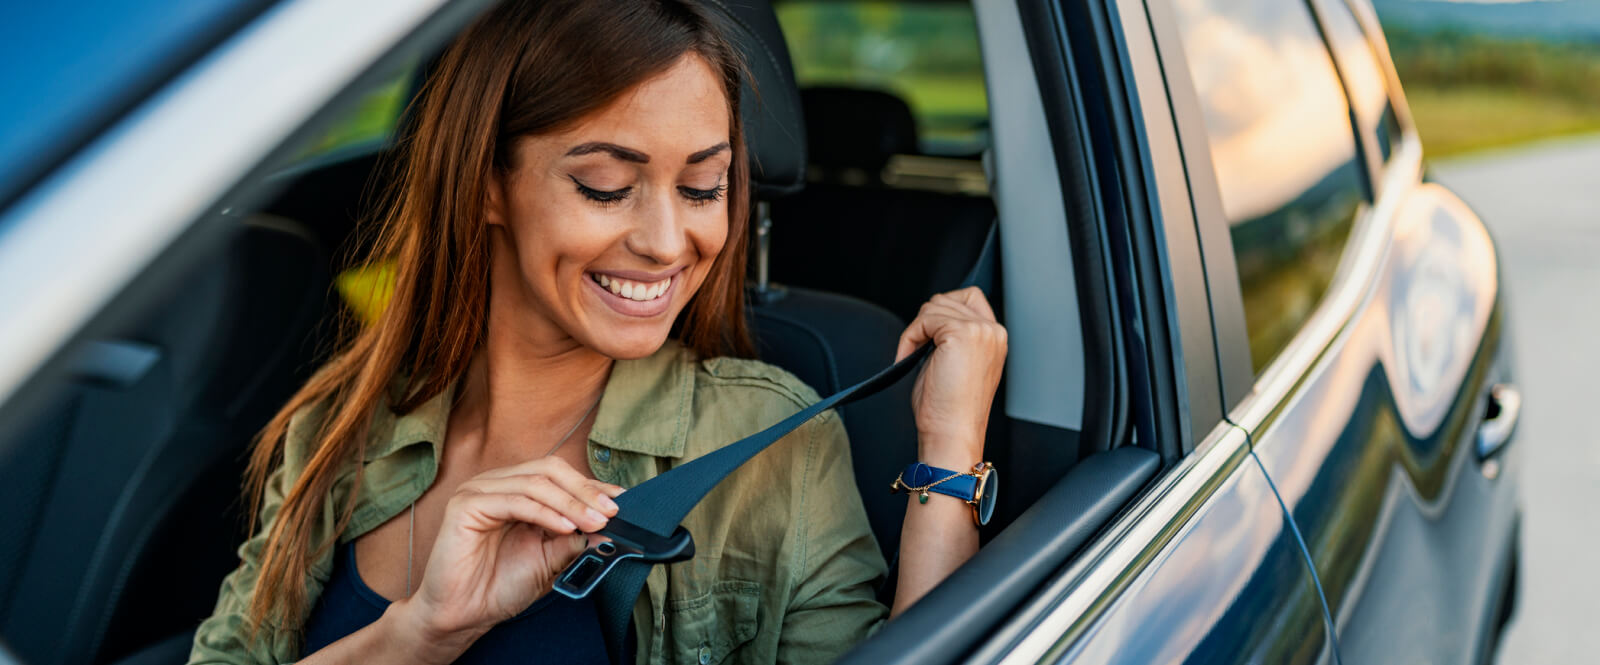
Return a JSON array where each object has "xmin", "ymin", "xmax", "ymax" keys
[
  {"xmin": 583, "ymin": 267, "xmax": 685, "ymax": 318},
  {"xmin": 591, "ymin": 272, "xmax": 671, "ymax": 302}
]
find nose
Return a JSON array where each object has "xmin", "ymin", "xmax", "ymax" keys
[{"xmin": 624, "ymin": 186, "xmax": 690, "ymax": 266}]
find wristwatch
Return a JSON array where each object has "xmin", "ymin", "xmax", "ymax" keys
[{"xmin": 890, "ymin": 461, "xmax": 999, "ymax": 526}]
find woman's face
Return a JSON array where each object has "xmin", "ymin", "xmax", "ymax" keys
[{"xmin": 487, "ymin": 53, "xmax": 733, "ymax": 359}]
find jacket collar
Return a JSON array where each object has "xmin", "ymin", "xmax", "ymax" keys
[
  {"xmin": 588, "ymin": 339, "xmax": 695, "ymax": 458},
  {"xmin": 366, "ymin": 340, "xmax": 696, "ymax": 462}
]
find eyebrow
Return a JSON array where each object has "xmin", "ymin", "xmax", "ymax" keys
[
  {"xmin": 687, "ymin": 142, "xmax": 731, "ymax": 164},
  {"xmin": 564, "ymin": 141, "xmax": 731, "ymax": 165},
  {"xmin": 566, "ymin": 142, "xmax": 649, "ymax": 163}
]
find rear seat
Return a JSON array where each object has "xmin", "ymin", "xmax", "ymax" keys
[{"xmin": 769, "ymin": 86, "xmax": 996, "ymax": 323}]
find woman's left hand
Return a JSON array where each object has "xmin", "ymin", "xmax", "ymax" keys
[{"xmin": 895, "ymin": 286, "xmax": 1008, "ymax": 468}]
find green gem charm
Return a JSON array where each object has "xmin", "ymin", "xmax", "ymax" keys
[{"xmin": 919, "ymin": 491, "xmax": 929, "ymax": 504}]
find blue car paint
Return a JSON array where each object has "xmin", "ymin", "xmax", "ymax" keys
[
  {"xmin": 1063, "ymin": 441, "xmax": 1336, "ymax": 664},
  {"xmin": 0, "ymin": 0, "xmax": 262, "ymax": 209},
  {"xmin": 1247, "ymin": 185, "xmax": 1518, "ymax": 664}
]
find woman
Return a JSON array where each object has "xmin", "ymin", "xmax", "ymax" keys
[{"xmin": 189, "ymin": 1, "xmax": 1006, "ymax": 663}]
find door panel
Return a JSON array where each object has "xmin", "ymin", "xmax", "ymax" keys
[
  {"xmin": 1060, "ymin": 433, "xmax": 1332, "ymax": 664},
  {"xmin": 1241, "ymin": 183, "xmax": 1518, "ymax": 664}
]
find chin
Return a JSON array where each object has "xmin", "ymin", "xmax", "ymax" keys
[{"xmin": 581, "ymin": 324, "xmax": 675, "ymax": 360}]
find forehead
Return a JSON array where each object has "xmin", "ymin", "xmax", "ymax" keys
[{"xmin": 553, "ymin": 53, "xmax": 731, "ymax": 157}]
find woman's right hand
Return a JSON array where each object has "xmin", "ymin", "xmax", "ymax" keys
[{"xmin": 387, "ymin": 456, "xmax": 624, "ymax": 656}]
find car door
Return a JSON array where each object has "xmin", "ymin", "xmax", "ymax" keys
[
  {"xmin": 1177, "ymin": 0, "xmax": 1523, "ymax": 663},
  {"xmin": 961, "ymin": 0, "xmax": 1336, "ymax": 662}
]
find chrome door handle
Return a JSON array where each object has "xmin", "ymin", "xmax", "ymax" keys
[{"xmin": 1476, "ymin": 383, "xmax": 1521, "ymax": 461}]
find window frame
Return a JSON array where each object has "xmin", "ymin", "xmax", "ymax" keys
[
  {"xmin": 1308, "ymin": 0, "xmax": 1388, "ymax": 198},
  {"xmin": 1331, "ymin": 0, "xmax": 1424, "ymax": 195}
]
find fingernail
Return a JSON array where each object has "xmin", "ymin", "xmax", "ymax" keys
[
  {"xmin": 560, "ymin": 517, "xmax": 578, "ymax": 532},
  {"xmin": 586, "ymin": 508, "xmax": 607, "ymax": 524},
  {"xmin": 600, "ymin": 495, "xmax": 619, "ymax": 514}
]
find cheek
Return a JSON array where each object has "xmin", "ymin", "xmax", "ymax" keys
[
  {"xmin": 509, "ymin": 201, "xmax": 614, "ymax": 293},
  {"xmin": 688, "ymin": 210, "xmax": 731, "ymax": 282}
]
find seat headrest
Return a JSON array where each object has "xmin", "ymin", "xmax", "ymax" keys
[
  {"xmin": 710, "ymin": 0, "xmax": 806, "ymax": 198},
  {"xmin": 801, "ymin": 86, "xmax": 919, "ymax": 173}
]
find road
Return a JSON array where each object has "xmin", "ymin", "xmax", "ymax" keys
[{"xmin": 1432, "ymin": 135, "xmax": 1600, "ymax": 663}]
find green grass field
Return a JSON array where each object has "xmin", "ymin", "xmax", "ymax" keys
[
  {"xmin": 1387, "ymin": 25, "xmax": 1600, "ymax": 158},
  {"xmin": 1404, "ymin": 84, "xmax": 1600, "ymax": 158}
]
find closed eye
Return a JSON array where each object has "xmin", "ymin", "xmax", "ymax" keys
[
  {"xmin": 679, "ymin": 183, "xmax": 727, "ymax": 206},
  {"xmin": 571, "ymin": 176, "xmax": 631, "ymax": 205}
]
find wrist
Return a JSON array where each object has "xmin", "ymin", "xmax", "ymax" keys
[
  {"xmin": 380, "ymin": 596, "xmax": 482, "ymax": 665},
  {"xmin": 893, "ymin": 459, "xmax": 999, "ymax": 527},
  {"xmin": 916, "ymin": 432, "xmax": 983, "ymax": 470}
]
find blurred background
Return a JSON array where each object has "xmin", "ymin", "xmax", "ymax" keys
[
  {"xmin": 1378, "ymin": 0, "xmax": 1600, "ymax": 156},
  {"xmin": 1364, "ymin": 1, "xmax": 1600, "ymax": 663}
]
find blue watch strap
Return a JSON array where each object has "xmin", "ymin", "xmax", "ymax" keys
[{"xmin": 900, "ymin": 463, "xmax": 979, "ymax": 501}]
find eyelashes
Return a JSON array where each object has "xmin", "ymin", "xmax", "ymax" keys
[
  {"xmin": 570, "ymin": 176, "xmax": 630, "ymax": 205},
  {"xmin": 679, "ymin": 183, "xmax": 727, "ymax": 205},
  {"xmin": 569, "ymin": 176, "xmax": 726, "ymax": 207}
]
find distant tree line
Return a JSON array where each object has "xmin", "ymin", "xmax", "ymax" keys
[{"xmin": 1385, "ymin": 24, "xmax": 1600, "ymax": 104}]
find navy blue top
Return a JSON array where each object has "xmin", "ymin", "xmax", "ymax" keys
[{"xmin": 301, "ymin": 542, "xmax": 610, "ymax": 663}]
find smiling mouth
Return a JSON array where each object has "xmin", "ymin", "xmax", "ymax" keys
[{"xmin": 589, "ymin": 273, "xmax": 673, "ymax": 302}]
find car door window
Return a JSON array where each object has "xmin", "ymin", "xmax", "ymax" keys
[
  {"xmin": 1169, "ymin": 0, "xmax": 1367, "ymax": 373},
  {"xmin": 1311, "ymin": 0, "xmax": 1403, "ymax": 163},
  {"xmin": 775, "ymin": 1, "xmax": 988, "ymax": 156}
]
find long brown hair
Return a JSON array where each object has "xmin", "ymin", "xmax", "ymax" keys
[{"xmin": 243, "ymin": 0, "xmax": 753, "ymax": 635}]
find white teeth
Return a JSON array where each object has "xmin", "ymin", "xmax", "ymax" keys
[{"xmin": 593, "ymin": 273, "xmax": 671, "ymax": 301}]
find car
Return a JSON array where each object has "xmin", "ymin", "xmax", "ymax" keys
[{"xmin": 0, "ymin": 0, "xmax": 1520, "ymax": 663}]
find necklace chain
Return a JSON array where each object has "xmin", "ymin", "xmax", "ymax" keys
[{"xmin": 405, "ymin": 395, "xmax": 603, "ymax": 597}]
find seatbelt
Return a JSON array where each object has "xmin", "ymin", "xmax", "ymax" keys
[{"xmin": 557, "ymin": 223, "xmax": 998, "ymax": 662}]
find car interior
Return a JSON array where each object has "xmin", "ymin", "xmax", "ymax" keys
[{"xmin": 0, "ymin": 1, "xmax": 1150, "ymax": 664}]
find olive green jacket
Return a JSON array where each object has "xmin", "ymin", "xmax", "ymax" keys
[{"xmin": 188, "ymin": 340, "xmax": 888, "ymax": 664}]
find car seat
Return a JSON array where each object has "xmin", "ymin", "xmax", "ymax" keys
[{"xmin": 771, "ymin": 86, "xmax": 997, "ymax": 324}]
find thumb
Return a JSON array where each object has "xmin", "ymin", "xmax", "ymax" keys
[
  {"xmin": 546, "ymin": 532, "xmax": 590, "ymax": 573},
  {"xmin": 896, "ymin": 316, "xmax": 934, "ymax": 363}
]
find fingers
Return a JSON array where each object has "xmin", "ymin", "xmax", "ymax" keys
[
  {"xmin": 459, "ymin": 474, "xmax": 613, "ymax": 533},
  {"xmin": 895, "ymin": 313, "xmax": 936, "ymax": 363},
  {"xmin": 471, "ymin": 456, "xmax": 624, "ymax": 517},
  {"xmin": 546, "ymin": 531, "xmax": 591, "ymax": 572},
  {"xmin": 897, "ymin": 287, "xmax": 1005, "ymax": 361},
  {"xmin": 950, "ymin": 285, "xmax": 998, "ymax": 322},
  {"xmin": 450, "ymin": 491, "xmax": 584, "ymax": 535}
]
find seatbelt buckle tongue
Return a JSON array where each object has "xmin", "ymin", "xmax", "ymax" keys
[{"xmin": 552, "ymin": 518, "xmax": 696, "ymax": 600}]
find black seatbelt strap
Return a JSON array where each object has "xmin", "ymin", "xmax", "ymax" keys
[{"xmin": 558, "ymin": 223, "xmax": 998, "ymax": 662}]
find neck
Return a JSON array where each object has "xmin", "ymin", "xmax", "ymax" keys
[{"xmin": 454, "ymin": 307, "xmax": 614, "ymax": 462}]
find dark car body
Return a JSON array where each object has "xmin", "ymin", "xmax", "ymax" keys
[{"xmin": 0, "ymin": 0, "xmax": 1519, "ymax": 664}]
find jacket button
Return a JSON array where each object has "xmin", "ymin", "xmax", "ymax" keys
[
  {"xmin": 594, "ymin": 447, "xmax": 611, "ymax": 463},
  {"xmin": 698, "ymin": 644, "xmax": 712, "ymax": 664}
]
